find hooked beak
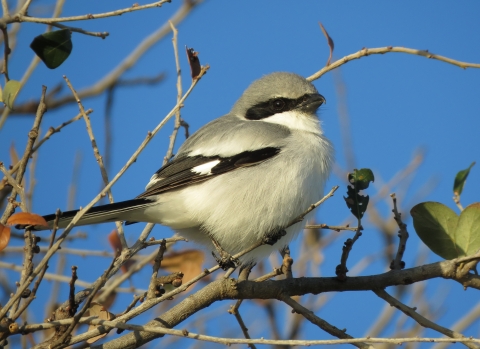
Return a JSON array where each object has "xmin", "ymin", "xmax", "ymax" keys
[{"xmin": 298, "ymin": 93, "xmax": 326, "ymax": 114}]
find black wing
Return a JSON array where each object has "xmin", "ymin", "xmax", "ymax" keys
[{"xmin": 136, "ymin": 147, "xmax": 281, "ymax": 198}]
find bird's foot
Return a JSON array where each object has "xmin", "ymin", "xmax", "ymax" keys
[
  {"xmin": 263, "ymin": 229, "xmax": 287, "ymax": 246},
  {"xmin": 211, "ymin": 238, "xmax": 238, "ymax": 270}
]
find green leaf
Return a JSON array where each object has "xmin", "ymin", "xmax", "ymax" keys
[
  {"xmin": 348, "ymin": 168, "xmax": 375, "ymax": 191},
  {"xmin": 3, "ymin": 80, "xmax": 21, "ymax": 110},
  {"xmin": 456, "ymin": 203, "xmax": 480, "ymax": 256},
  {"xmin": 30, "ymin": 29, "xmax": 73, "ymax": 69},
  {"xmin": 344, "ymin": 184, "xmax": 370, "ymax": 219},
  {"xmin": 453, "ymin": 162, "xmax": 475, "ymax": 196},
  {"xmin": 411, "ymin": 201, "xmax": 480, "ymax": 259}
]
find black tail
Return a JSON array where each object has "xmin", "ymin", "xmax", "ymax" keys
[{"xmin": 39, "ymin": 198, "xmax": 154, "ymax": 231}]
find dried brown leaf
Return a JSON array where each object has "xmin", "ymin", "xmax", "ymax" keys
[
  {"xmin": 0, "ymin": 223, "xmax": 11, "ymax": 251},
  {"xmin": 160, "ymin": 249, "xmax": 204, "ymax": 283},
  {"xmin": 185, "ymin": 46, "xmax": 201, "ymax": 80},
  {"xmin": 86, "ymin": 302, "xmax": 116, "ymax": 344},
  {"xmin": 7, "ymin": 212, "xmax": 49, "ymax": 230}
]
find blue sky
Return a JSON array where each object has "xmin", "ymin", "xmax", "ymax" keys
[{"xmin": 1, "ymin": 1, "xmax": 480, "ymax": 347}]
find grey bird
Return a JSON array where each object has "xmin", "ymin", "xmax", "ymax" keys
[{"xmin": 39, "ymin": 72, "xmax": 334, "ymax": 265}]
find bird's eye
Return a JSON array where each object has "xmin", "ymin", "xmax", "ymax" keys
[{"xmin": 271, "ymin": 98, "xmax": 286, "ymax": 111}]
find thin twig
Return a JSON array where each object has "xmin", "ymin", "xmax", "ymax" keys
[
  {"xmin": 163, "ymin": 20, "xmax": 184, "ymax": 164},
  {"xmin": 373, "ymin": 288, "xmax": 476, "ymax": 349},
  {"xmin": 0, "ymin": 162, "xmax": 27, "ymax": 212},
  {"xmin": 389, "ymin": 193, "xmax": 409, "ymax": 270},
  {"xmin": 280, "ymin": 295, "xmax": 374, "ymax": 349},
  {"xmin": 0, "ymin": 0, "xmax": 66, "ymax": 129},
  {"xmin": 48, "ymin": 22, "xmax": 109, "ymax": 38},
  {"xmin": 0, "ymin": 26, "xmax": 10, "ymax": 81},
  {"xmin": 1, "ymin": 0, "xmax": 8, "ymax": 17},
  {"xmin": 16, "ymin": 315, "xmax": 480, "ymax": 347},
  {"xmin": 305, "ymin": 223, "xmax": 358, "ymax": 232},
  {"xmin": 147, "ymin": 240, "xmax": 167, "ymax": 299},
  {"xmin": 289, "ymin": 186, "xmax": 339, "ymax": 225},
  {"xmin": 53, "ymin": 258, "xmax": 117, "ymax": 347},
  {"xmin": 14, "ymin": 0, "xmax": 172, "ymax": 24},
  {"xmin": 11, "ymin": 212, "xmax": 60, "ymax": 321},
  {"xmin": 63, "ymin": 75, "xmax": 127, "ymax": 249},
  {"xmin": 0, "ymin": 68, "xmax": 208, "ymax": 320},
  {"xmin": 307, "ymin": 46, "xmax": 480, "ymax": 82},
  {"xmin": 228, "ymin": 304, "xmax": 257, "ymax": 349},
  {"xmin": 6, "ymin": 110, "xmax": 90, "ymax": 180},
  {"xmin": 0, "ymin": 0, "xmax": 200, "ymax": 117},
  {"xmin": 0, "ymin": 86, "xmax": 47, "ymax": 224}
]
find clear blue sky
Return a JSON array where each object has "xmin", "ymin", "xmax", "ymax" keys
[{"xmin": 1, "ymin": 1, "xmax": 480, "ymax": 347}]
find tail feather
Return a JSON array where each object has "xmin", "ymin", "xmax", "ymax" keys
[{"xmin": 40, "ymin": 198, "xmax": 154, "ymax": 231}]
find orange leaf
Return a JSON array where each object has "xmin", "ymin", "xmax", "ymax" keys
[
  {"xmin": 7, "ymin": 212, "xmax": 49, "ymax": 230},
  {"xmin": 0, "ymin": 224, "xmax": 11, "ymax": 251}
]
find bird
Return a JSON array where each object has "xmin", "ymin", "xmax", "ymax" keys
[{"xmin": 39, "ymin": 72, "xmax": 334, "ymax": 266}]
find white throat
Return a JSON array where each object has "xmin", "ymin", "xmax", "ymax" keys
[{"xmin": 261, "ymin": 110, "xmax": 322, "ymax": 134}]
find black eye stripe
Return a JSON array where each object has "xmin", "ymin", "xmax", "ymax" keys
[{"xmin": 245, "ymin": 94, "xmax": 315, "ymax": 120}]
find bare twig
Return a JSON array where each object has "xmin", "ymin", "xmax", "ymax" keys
[
  {"xmin": 147, "ymin": 240, "xmax": 167, "ymax": 299},
  {"xmin": 389, "ymin": 193, "xmax": 409, "ymax": 270},
  {"xmin": 280, "ymin": 295, "xmax": 374, "ymax": 349},
  {"xmin": 289, "ymin": 186, "xmax": 339, "ymax": 225},
  {"xmin": 53, "ymin": 258, "xmax": 117, "ymax": 347},
  {"xmin": 18, "ymin": 317, "xmax": 480, "ymax": 347},
  {"xmin": 228, "ymin": 304, "xmax": 257, "ymax": 349},
  {"xmin": 305, "ymin": 223, "xmax": 358, "ymax": 232},
  {"xmin": 13, "ymin": 0, "xmax": 173, "ymax": 25},
  {"xmin": 163, "ymin": 21, "xmax": 184, "ymax": 165},
  {"xmin": 1, "ymin": 86, "xmax": 47, "ymax": 224},
  {"xmin": 0, "ymin": 0, "xmax": 200, "ymax": 116},
  {"xmin": 5, "ymin": 110, "xmax": 91, "ymax": 180},
  {"xmin": 0, "ymin": 163, "xmax": 27, "ymax": 212},
  {"xmin": 0, "ymin": 25, "xmax": 10, "ymax": 81},
  {"xmin": 373, "ymin": 288, "xmax": 476, "ymax": 349},
  {"xmin": 0, "ymin": 0, "xmax": 66, "ymax": 130},
  {"xmin": 0, "ymin": 68, "xmax": 208, "ymax": 321},
  {"xmin": 307, "ymin": 46, "xmax": 480, "ymax": 82},
  {"xmin": 63, "ymin": 75, "xmax": 127, "ymax": 248}
]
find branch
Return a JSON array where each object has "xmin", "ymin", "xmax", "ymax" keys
[
  {"xmin": 81, "ymin": 253, "xmax": 480, "ymax": 348},
  {"xmin": 1, "ymin": 86, "xmax": 47, "ymax": 224},
  {"xmin": 307, "ymin": 46, "xmax": 480, "ymax": 82},
  {"xmin": 14, "ymin": 0, "xmax": 172, "ymax": 24},
  {"xmin": 373, "ymin": 289, "xmax": 476, "ymax": 349},
  {"xmin": 389, "ymin": 193, "xmax": 409, "ymax": 270},
  {"xmin": 0, "ymin": 0, "xmax": 200, "ymax": 116},
  {"xmin": 280, "ymin": 295, "xmax": 373, "ymax": 349}
]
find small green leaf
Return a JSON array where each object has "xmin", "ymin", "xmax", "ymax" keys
[
  {"xmin": 3, "ymin": 80, "xmax": 21, "ymax": 110},
  {"xmin": 453, "ymin": 162, "xmax": 475, "ymax": 196},
  {"xmin": 348, "ymin": 168, "xmax": 375, "ymax": 191},
  {"xmin": 0, "ymin": 83, "xmax": 3, "ymax": 102},
  {"xmin": 30, "ymin": 29, "xmax": 73, "ymax": 69},
  {"xmin": 411, "ymin": 201, "xmax": 480, "ymax": 260}
]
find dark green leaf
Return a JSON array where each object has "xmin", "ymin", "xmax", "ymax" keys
[
  {"xmin": 344, "ymin": 185, "xmax": 369, "ymax": 219},
  {"xmin": 348, "ymin": 168, "xmax": 375, "ymax": 191},
  {"xmin": 453, "ymin": 162, "xmax": 475, "ymax": 196},
  {"xmin": 30, "ymin": 29, "xmax": 73, "ymax": 69},
  {"xmin": 3, "ymin": 80, "xmax": 21, "ymax": 110},
  {"xmin": 411, "ymin": 201, "xmax": 480, "ymax": 259}
]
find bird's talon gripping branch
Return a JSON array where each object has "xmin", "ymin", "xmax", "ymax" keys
[{"xmin": 263, "ymin": 229, "xmax": 287, "ymax": 246}]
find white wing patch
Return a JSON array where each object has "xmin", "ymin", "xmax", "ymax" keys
[
  {"xmin": 192, "ymin": 160, "xmax": 221, "ymax": 175},
  {"xmin": 146, "ymin": 174, "xmax": 164, "ymax": 190}
]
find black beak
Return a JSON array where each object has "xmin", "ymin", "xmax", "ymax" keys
[{"xmin": 298, "ymin": 93, "xmax": 326, "ymax": 113}]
